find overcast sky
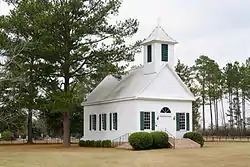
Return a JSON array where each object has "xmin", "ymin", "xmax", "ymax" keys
[
  {"xmin": 2, "ymin": 0, "xmax": 250, "ymax": 68},
  {"xmin": 119, "ymin": 0, "xmax": 250, "ymax": 68},
  {"xmin": 1, "ymin": 0, "xmax": 250, "ymax": 127}
]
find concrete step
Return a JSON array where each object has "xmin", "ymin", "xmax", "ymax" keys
[
  {"xmin": 116, "ymin": 142, "xmax": 133, "ymax": 149},
  {"xmin": 174, "ymin": 138, "xmax": 200, "ymax": 149},
  {"xmin": 168, "ymin": 137, "xmax": 175, "ymax": 148}
]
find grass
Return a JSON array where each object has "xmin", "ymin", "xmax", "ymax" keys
[{"xmin": 0, "ymin": 142, "xmax": 250, "ymax": 167}]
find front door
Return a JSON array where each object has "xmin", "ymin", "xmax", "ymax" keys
[{"xmin": 156, "ymin": 114, "xmax": 174, "ymax": 136}]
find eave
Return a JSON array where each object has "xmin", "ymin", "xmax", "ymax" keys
[{"xmin": 82, "ymin": 96, "xmax": 194, "ymax": 107}]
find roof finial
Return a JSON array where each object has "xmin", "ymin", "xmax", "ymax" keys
[{"xmin": 157, "ymin": 17, "xmax": 161, "ymax": 27}]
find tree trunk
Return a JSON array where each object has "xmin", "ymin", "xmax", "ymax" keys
[
  {"xmin": 236, "ymin": 89, "xmax": 241, "ymax": 131},
  {"xmin": 242, "ymin": 93, "xmax": 246, "ymax": 135},
  {"xmin": 63, "ymin": 64, "xmax": 70, "ymax": 147},
  {"xmin": 209, "ymin": 96, "xmax": 214, "ymax": 134},
  {"xmin": 229, "ymin": 92, "xmax": 234, "ymax": 129},
  {"xmin": 214, "ymin": 99, "xmax": 219, "ymax": 132},
  {"xmin": 208, "ymin": 81, "xmax": 214, "ymax": 134},
  {"xmin": 202, "ymin": 83, "xmax": 205, "ymax": 134},
  {"xmin": 217, "ymin": 100, "xmax": 219, "ymax": 130},
  {"xmin": 216, "ymin": 99, "xmax": 219, "ymax": 132},
  {"xmin": 220, "ymin": 97, "xmax": 226, "ymax": 128},
  {"xmin": 27, "ymin": 109, "xmax": 33, "ymax": 144},
  {"xmin": 63, "ymin": 111, "xmax": 70, "ymax": 147}
]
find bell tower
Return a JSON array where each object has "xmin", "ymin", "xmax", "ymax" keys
[{"xmin": 141, "ymin": 25, "xmax": 178, "ymax": 74}]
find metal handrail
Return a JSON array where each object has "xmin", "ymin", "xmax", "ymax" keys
[
  {"xmin": 162, "ymin": 129, "xmax": 176, "ymax": 149},
  {"xmin": 112, "ymin": 133, "xmax": 131, "ymax": 147}
]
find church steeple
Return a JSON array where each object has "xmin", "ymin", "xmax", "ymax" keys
[{"xmin": 141, "ymin": 25, "xmax": 178, "ymax": 74}]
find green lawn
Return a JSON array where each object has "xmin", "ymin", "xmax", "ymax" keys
[{"xmin": 0, "ymin": 142, "xmax": 249, "ymax": 167}]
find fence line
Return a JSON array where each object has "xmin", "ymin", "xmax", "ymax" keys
[
  {"xmin": 0, "ymin": 138, "xmax": 80, "ymax": 145},
  {"xmin": 2, "ymin": 136, "xmax": 250, "ymax": 145},
  {"xmin": 204, "ymin": 136, "xmax": 250, "ymax": 142}
]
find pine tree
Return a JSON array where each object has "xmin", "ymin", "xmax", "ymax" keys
[
  {"xmin": 232, "ymin": 62, "xmax": 242, "ymax": 130},
  {"xmin": 223, "ymin": 63, "xmax": 234, "ymax": 129},
  {"xmin": 207, "ymin": 59, "xmax": 222, "ymax": 133},
  {"xmin": 241, "ymin": 58, "xmax": 250, "ymax": 135},
  {"xmin": 193, "ymin": 55, "xmax": 215, "ymax": 133},
  {"xmin": 1, "ymin": 0, "xmax": 140, "ymax": 146},
  {"xmin": 0, "ymin": 22, "xmax": 39, "ymax": 143}
]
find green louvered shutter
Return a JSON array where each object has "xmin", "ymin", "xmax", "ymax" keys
[
  {"xmin": 140, "ymin": 112, "xmax": 144, "ymax": 130},
  {"xmin": 176, "ymin": 113, "xmax": 180, "ymax": 131},
  {"xmin": 151, "ymin": 112, "xmax": 155, "ymax": 130},
  {"xmin": 161, "ymin": 44, "xmax": 168, "ymax": 61},
  {"xmin": 147, "ymin": 45, "xmax": 152, "ymax": 62},
  {"xmin": 114, "ymin": 113, "xmax": 118, "ymax": 130},
  {"xmin": 93, "ymin": 115, "xmax": 96, "ymax": 130},
  {"xmin": 89, "ymin": 115, "xmax": 92, "ymax": 131},
  {"xmin": 103, "ymin": 114, "xmax": 107, "ymax": 130},
  {"xmin": 186, "ymin": 113, "xmax": 190, "ymax": 131},
  {"xmin": 99, "ymin": 114, "xmax": 101, "ymax": 131},
  {"xmin": 110, "ymin": 113, "xmax": 112, "ymax": 130}
]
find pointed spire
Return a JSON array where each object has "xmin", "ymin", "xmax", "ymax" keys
[
  {"xmin": 142, "ymin": 23, "xmax": 178, "ymax": 45},
  {"xmin": 157, "ymin": 17, "xmax": 161, "ymax": 27}
]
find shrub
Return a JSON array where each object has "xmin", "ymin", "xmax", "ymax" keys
[
  {"xmin": 1, "ymin": 131, "xmax": 12, "ymax": 141},
  {"xmin": 79, "ymin": 140, "xmax": 112, "ymax": 148},
  {"xmin": 183, "ymin": 132, "xmax": 204, "ymax": 147},
  {"xmin": 128, "ymin": 132, "xmax": 153, "ymax": 150},
  {"xmin": 102, "ymin": 140, "xmax": 112, "ymax": 147},
  {"xmin": 89, "ymin": 140, "xmax": 95, "ymax": 147},
  {"xmin": 79, "ymin": 140, "xmax": 85, "ymax": 147},
  {"xmin": 150, "ymin": 131, "xmax": 169, "ymax": 149},
  {"xmin": 84, "ymin": 140, "xmax": 91, "ymax": 147},
  {"xmin": 95, "ymin": 140, "xmax": 102, "ymax": 147}
]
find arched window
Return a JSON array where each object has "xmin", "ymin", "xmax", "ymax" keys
[{"xmin": 160, "ymin": 107, "xmax": 171, "ymax": 113}]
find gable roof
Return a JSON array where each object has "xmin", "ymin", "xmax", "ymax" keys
[
  {"xmin": 138, "ymin": 65, "xmax": 195, "ymax": 101},
  {"xmin": 84, "ymin": 66, "xmax": 157, "ymax": 105},
  {"xmin": 142, "ymin": 26, "xmax": 178, "ymax": 45},
  {"xmin": 83, "ymin": 64, "xmax": 195, "ymax": 106}
]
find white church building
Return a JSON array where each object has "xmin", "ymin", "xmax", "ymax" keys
[{"xmin": 82, "ymin": 25, "xmax": 195, "ymax": 141}]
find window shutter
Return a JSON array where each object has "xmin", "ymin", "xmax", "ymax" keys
[
  {"xmin": 161, "ymin": 44, "xmax": 168, "ymax": 61},
  {"xmin": 104, "ymin": 114, "xmax": 107, "ymax": 130},
  {"xmin": 93, "ymin": 115, "xmax": 96, "ymax": 130},
  {"xmin": 115, "ymin": 113, "xmax": 118, "ymax": 130},
  {"xmin": 186, "ymin": 113, "xmax": 190, "ymax": 131},
  {"xmin": 99, "ymin": 114, "xmax": 101, "ymax": 131},
  {"xmin": 147, "ymin": 45, "xmax": 152, "ymax": 62},
  {"xmin": 176, "ymin": 113, "xmax": 180, "ymax": 131},
  {"xmin": 140, "ymin": 111, "xmax": 144, "ymax": 130},
  {"xmin": 151, "ymin": 112, "xmax": 155, "ymax": 130},
  {"xmin": 89, "ymin": 115, "xmax": 92, "ymax": 131},
  {"xmin": 110, "ymin": 113, "xmax": 112, "ymax": 130},
  {"xmin": 114, "ymin": 113, "xmax": 118, "ymax": 130}
]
